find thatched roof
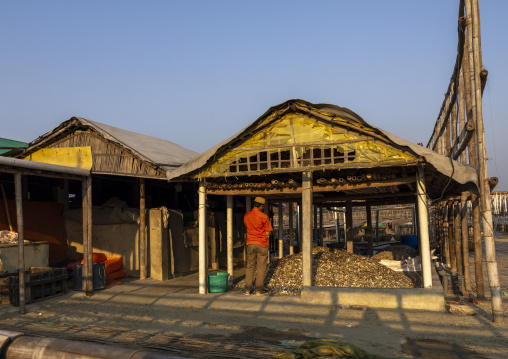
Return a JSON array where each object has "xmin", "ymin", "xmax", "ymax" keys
[
  {"xmin": 167, "ymin": 99, "xmax": 478, "ymax": 198},
  {"xmin": 19, "ymin": 117, "xmax": 198, "ymax": 177}
]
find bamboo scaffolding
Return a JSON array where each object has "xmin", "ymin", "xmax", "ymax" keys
[{"xmin": 469, "ymin": 0, "xmax": 503, "ymax": 323}]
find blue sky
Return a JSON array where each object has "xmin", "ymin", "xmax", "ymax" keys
[{"xmin": 1, "ymin": 1, "xmax": 507, "ymax": 190}]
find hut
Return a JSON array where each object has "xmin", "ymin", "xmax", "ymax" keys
[
  {"xmin": 166, "ymin": 99, "xmax": 479, "ymax": 294},
  {"xmin": 8, "ymin": 117, "xmax": 198, "ymax": 287}
]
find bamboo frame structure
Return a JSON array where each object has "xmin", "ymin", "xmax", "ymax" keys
[{"xmin": 426, "ymin": 0, "xmax": 502, "ymax": 322}]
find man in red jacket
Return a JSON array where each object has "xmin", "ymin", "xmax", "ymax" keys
[{"xmin": 244, "ymin": 196, "xmax": 273, "ymax": 295}]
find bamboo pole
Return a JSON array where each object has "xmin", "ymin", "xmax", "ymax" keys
[
  {"xmin": 454, "ymin": 200, "xmax": 464, "ymax": 276},
  {"xmin": 302, "ymin": 171, "xmax": 313, "ymax": 287},
  {"xmin": 438, "ymin": 204, "xmax": 444, "ymax": 263},
  {"xmin": 447, "ymin": 202, "xmax": 456, "ymax": 272},
  {"xmin": 346, "ymin": 200, "xmax": 353, "ymax": 253},
  {"xmin": 444, "ymin": 97, "xmax": 451, "ymax": 153},
  {"xmin": 15, "ymin": 172, "xmax": 25, "ymax": 314},
  {"xmin": 289, "ymin": 202, "xmax": 294, "ymax": 255},
  {"xmin": 278, "ymin": 202, "xmax": 284, "ymax": 258},
  {"xmin": 139, "ymin": 178, "xmax": 146, "ymax": 280},
  {"xmin": 461, "ymin": 192, "xmax": 472, "ymax": 292},
  {"xmin": 470, "ymin": 0, "xmax": 503, "ymax": 323},
  {"xmin": 417, "ymin": 166, "xmax": 432, "ymax": 288},
  {"xmin": 462, "ymin": 21, "xmax": 485, "ymax": 298},
  {"xmin": 472, "ymin": 193, "xmax": 484, "ymax": 299},
  {"xmin": 227, "ymin": 195, "xmax": 233, "ymax": 286},
  {"xmin": 198, "ymin": 179, "xmax": 207, "ymax": 294},
  {"xmin": 451, "ymin": 101, "xmax": 457, "ymax": 152},
  {"xmin": 458, "ymin": 67, "xmax": 468, "ymax": 164},
  {"xmin": 1, "ymin": 183, "xmax": 13, "ymax": 231}
]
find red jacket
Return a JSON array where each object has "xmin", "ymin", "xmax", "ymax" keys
[{"xmin": 244, "ymin": 207, "xmax": 273, "ymax": 247}]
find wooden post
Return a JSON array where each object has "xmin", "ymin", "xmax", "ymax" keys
[
  {"xmin": 435, "ymin": 203, "xmax": 442, "ymax": 260},
  {"xmin": 139, "ymin": 178, "xmax": 147, "ymax": 280},
  {"xmin": 313, "ymin": 205, "xmax": 318, "ymax": 245},
  {"xmin": 463, "ymin": 41, "xmax": 485, "ymax": 298},
  {"xmin": 198, "ymin": 179, "xmax": 207, "ymax": 294},
  {"xmin": 227, "ymin": 195, "xmax": 233, "ymax": 286},
  {"xmin": 417, "ymin": 166, "xmax": 432, "ymax": 288},
  {"xmin": 319, "ymin": 206, "xmax": 323, "ymax": 246},
  {"xmin": 1, "ymin": 184, "xmax": 13, "ymax": 231},
  {"xmin": 63, "ymin": 179, "xmax": 69, "ymax": 211},
  {"xmin": 375, "ymin": 210, "xmax": 379, "ymax": 244},
  {"xmin": 458, "ymin": 67, "xmax": 468, "ymax": 164},
  {"xmin": 448, "ymin": 202, "xmax": 457, "ymax": 272},
  {"xmin": 244, "ymin": 196, "xmax": 251, "ymax": 265},
  {"xmin": 264, "ymin": 199, "xmax": 271, "ymax": 256},
  {"xmin": 470, "ymin": 0, "xmax": 503, "ymax": 323},
  {"xmin": 346, "ymin": 200, "xmax": 353, "ymax": 253},
  {"xmin": 366, "ymin": 204, "xmax": 373, "ymax": 255},
  {"xmin": 334, "ymin": 210, "xmax": 340, "ymax": 243},
  {"xmin": 278, "ymin": 202, "xmax": 284, "ymax": 258},
  {"xmin": 461, "ymin": 192, "xmax": 472, "ymax": 292},
  {"xmin": 14, "ymin": 172, "xmax": 25, "ymax": 314},
  {"xmin": 82, "ymin": 176, "xmax": 93, "ymax": 296},
  {"xmin": 411, "ymin": 206, "xmax": 416, "ymax": 235},
  {"xmin": 288, "ymin": 202, "xmax": 294, "ymax": 255},
  {"xmin": 302, "ymin": 171, "xmax": 313, "ymax": 287},
  {"xmin": 298, "ymin": 204, "xmax": 302, "ymax": 249},
  {"xmin": 444, "ymin": 96, "xmax": 451, "ymax": 153},
  {"xmin": 454, "ymin": 199, "xmax": 464, "ymax": 276},
  {"xmin": 245, "ymin": 196, "xmax": 251, "ymax": 213}
]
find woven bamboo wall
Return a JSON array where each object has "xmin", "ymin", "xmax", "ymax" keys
[{"xmin": 47, "ymin": 130, "xmax": 165, "ymax": 178}]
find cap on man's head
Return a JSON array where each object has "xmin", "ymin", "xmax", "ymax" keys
[{"xmin": 254, "ymin": 197, "xmax": 266, "ymax": 205}]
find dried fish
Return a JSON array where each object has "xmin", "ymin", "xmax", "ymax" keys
[
  {"xmin": 236, "ymin": 246, "xmax": 417, "ymax": 296},
  {"xmin": 371, "ymin": 245, "xmax": 418, "ymax": 261}
]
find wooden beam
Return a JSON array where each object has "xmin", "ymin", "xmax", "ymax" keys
[
  {"xmin": 199, "ymin": 159, "xmax": 419, "ymax": 178},
  {"xmin": 233, "ymin": 137, "xmax": 372, "ymax": 152},
  {"xmin": 205, "ymin": 176, "xmax": 419, "ymax": 196}
]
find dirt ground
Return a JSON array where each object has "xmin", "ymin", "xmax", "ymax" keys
[{"xmin": 1, "ymin": 235, "xmax": 507, "ymax": 359}]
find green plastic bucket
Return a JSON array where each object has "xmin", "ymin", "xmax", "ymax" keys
[{"xmin": 208, "ymin": 272, "xmax": 229, "ymax": 293}]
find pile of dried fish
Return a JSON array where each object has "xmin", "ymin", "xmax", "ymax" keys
[
  {"xmin": 371, "ymin": 245, "xmax": 418, "ymax": 261},
  {"xmin": 236, "ymin": 247, "xmax": 415, "ymax": 295}
]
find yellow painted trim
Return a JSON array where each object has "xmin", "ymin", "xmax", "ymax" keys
[{"xmin": 24, "ymin": 147, "xmax": 93, "ymax": 170}]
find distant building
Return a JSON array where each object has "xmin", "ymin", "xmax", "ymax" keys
[{"xmin": 0, "ymin": 137, "xmax": 28, "ymax": 156}]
